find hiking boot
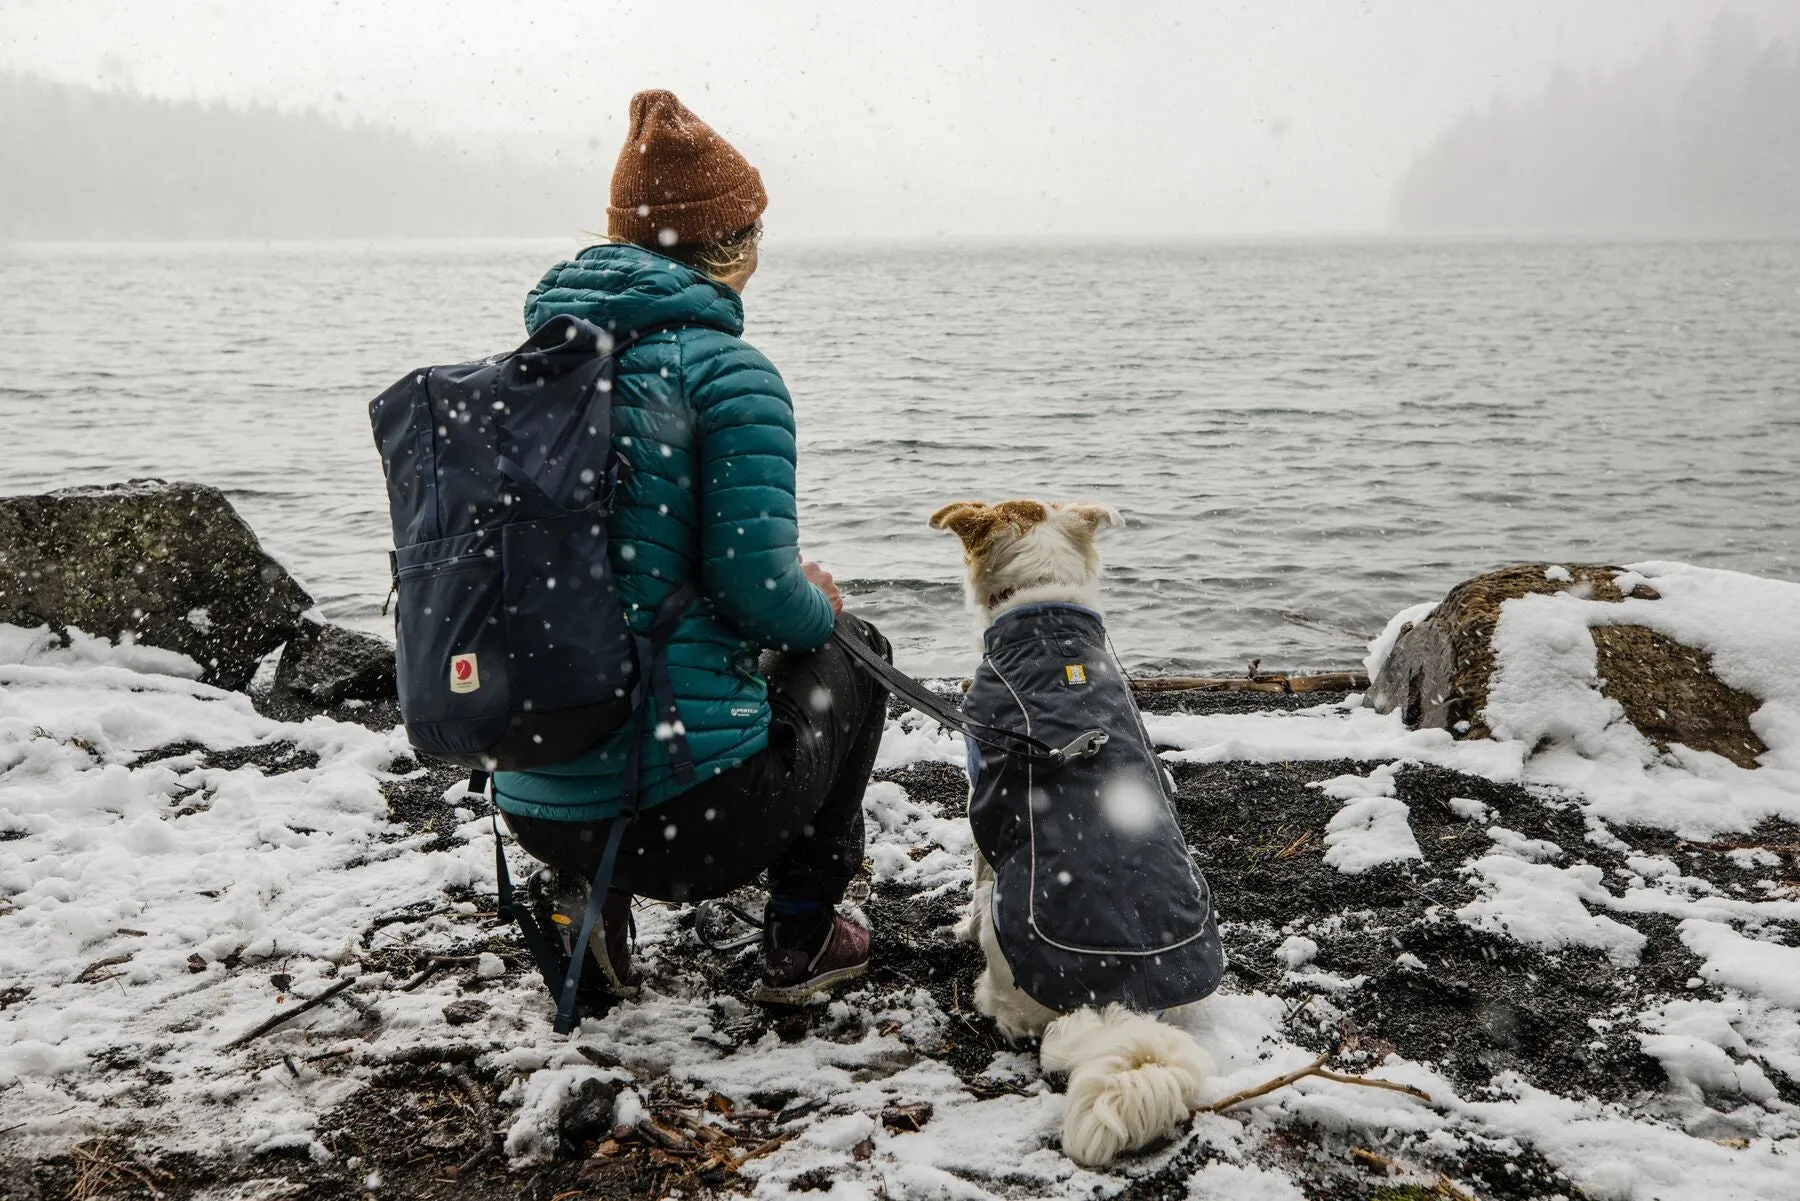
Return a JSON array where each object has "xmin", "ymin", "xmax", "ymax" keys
[
  {"xmin": 535, "ymin": 870, "xmax": 640, "ymax": 1000},
  {"xmin": 753, "ymin": 910, "xmax": 870, "ymax": 1005}
]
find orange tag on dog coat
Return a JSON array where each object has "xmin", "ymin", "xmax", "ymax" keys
[{"xmin": 1064, "ymin": 664, "xmax": 1087, "ymax": 685}]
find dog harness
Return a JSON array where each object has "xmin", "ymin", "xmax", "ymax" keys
[{"xmin": 964, "ymin": 604, "xmax": 1226, "ymax": 1013}]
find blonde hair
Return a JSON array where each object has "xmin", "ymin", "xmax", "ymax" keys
[{"xmin": 604, "ymin": 221, "xmax": 761, "ymax": 287}]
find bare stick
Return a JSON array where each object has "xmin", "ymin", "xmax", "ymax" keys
[
  {"xmin": 450, "ymin": 1065, "xmax": 500, "ymax": 1177},
  {"xmin": 74, "ymin": 954, "xmax": 133, "ymax": 984},
  {"xmin": 1314, "ymin": 1068, "xmax": 1434, "ymax": 1103},
  {"xmin": 1202, "ymin": 1052, "xmax": 1329, "ymax": 1113},
  {"xmin": 224, "ymin": 976, "xmax": 356, "ymax": 1049},
  {"xmin": 1202, "ymin": 1054, "xmax": 1435, "ymax": 1114},
  {"xmin": 369, "ymin": 1043, "xmax": 486, "ymax": 1067},
  {"xmin": 1351, "ymin": 1145, "xmax": 1399, "ymax": 1173},
  {"xmin": 450, "ymin": 1066, "xmax": 496, "ymax": 1140},
  {"xmin": 396, "ymin": 955, "xmax": 486, "ymax": 992},
  {"xmin": 740, "ymin": 1130, "xmax": 797, "ymax": 1161}
]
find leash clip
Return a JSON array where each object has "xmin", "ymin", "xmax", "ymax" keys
[{"xmin": 1051, "ymin": 730, "xmax": 1109, "ymax": 763}]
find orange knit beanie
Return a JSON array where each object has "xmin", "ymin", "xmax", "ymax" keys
[{"xmin": 607, "ymin": 90, "xmax": 767, "ymax": 250}]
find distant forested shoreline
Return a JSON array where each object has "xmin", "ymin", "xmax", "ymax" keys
[
  {"xmin": 1396, "ymin": 17, "xmax": 1800, "ymax": 236},
  {"xmin": 0, "ymin": 71, "xmax": 606, "ymax": 239}
]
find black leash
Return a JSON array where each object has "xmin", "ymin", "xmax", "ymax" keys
[
  {"xmin": 829, "ymin": 624, "xmax": 1108, "ymax": 767},
  {"xmin": 487, "ymin": 581, "xmax": 697, "ymax": 1035}
]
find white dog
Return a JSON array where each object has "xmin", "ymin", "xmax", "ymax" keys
[{"xmin": 930, "ymin": 499, "xmax": 1222, "ymax": 1168}]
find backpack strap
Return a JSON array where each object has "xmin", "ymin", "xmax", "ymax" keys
[
  {"xmin": 636, "ymin": 581, "xmax": 699, "ymax": 785},
  {"xmin": 485, "ymin": 580, "xmax": 701, "ymax": 1035},
  {"xmin": 477, "ymin": 770, "xmax": 571, "ymax": 1005},
  {"xmin": 489, "ymin": 808, "xmax": 570, "ymax": 1003},
  {"xmin": 540, "ymin": 580, "xmax": 696, "ymax": 1033}
]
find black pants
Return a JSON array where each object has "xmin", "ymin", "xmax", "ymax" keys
[{"xmin": 504, "ymin": 614, "xmax": 891, "ymax": 905}]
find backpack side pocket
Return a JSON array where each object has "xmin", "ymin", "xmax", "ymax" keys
[{"xmin": 393, "ymin": 530, "xmax": 509, "ymax": 762}]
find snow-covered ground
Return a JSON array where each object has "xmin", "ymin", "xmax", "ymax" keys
[{"xmin": 3, "ymin": 561, "xmax": 1800, "ymax": 1200}]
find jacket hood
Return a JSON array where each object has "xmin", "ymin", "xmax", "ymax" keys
[{"xmin": 523, "ymin": 242, "xmax": 745, "ymax": 339}]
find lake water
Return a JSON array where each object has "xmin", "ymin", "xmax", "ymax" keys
[{"xmin": 2, "ymin": 237, "xmax": 1797, "ymax": 676}]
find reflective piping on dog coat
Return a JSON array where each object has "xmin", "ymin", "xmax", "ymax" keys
[{"xmin": 964, "ymin": 603, "xmax": 1226, "ymax": 1013}]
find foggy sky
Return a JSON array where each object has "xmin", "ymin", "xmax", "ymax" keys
[{"xmin": 3, "ymin": 0, "xmax": 1797, "ymax": 238}]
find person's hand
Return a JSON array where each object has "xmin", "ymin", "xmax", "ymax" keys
[{"xmin": 799, "ymin": 555, "xmax": 843, "ymax": 616}]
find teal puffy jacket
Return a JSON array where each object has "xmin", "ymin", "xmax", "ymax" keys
[{"xmin": 492, "ymin": 244, "xmax": 836, "ymax": 822}]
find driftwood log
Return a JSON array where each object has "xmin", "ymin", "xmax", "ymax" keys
[
  {"xmin": 1128, "ymin": 671, "xmax": 1368, "ymax": 695},
  {"xmin": 954, "ymin": 672, "xmax": 1369, "ymax": 696}
]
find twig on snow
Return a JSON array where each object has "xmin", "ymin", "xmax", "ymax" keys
[
  {"xmin": 224, "ymin": 976, "xmax": 356, "ymax": 1049},
  {"xmin": 303, "ymin": 1046, "xmax": 355, "ymax": 1064},
  {"xmin": 1351, "ymin": 1145, "xmax": 1399, "ymax": 1173},
  {"xmin": 74, "ymin": 954, "xmax": 133, "ymax": 984},
  {"xmin": 740, "ymin": 1130, "xmax": 797, "ymax": 1161},
  {"xmin": 1314, "ymin": 1068, "xmax": 1434, "ymax": 1102},
  {"xmin": 1201, "ymin": 1052, "xmax": 1434, "ymax": 1114},
  {"xmin": 1202, "ymin": 1052, "xmax": 1330, "ymax": 1113},
  {"xmin": 368, "ymin": 1043, "xmax": 487, "ymax": 1067},
  {"xmin": 395, "ymin": 955, "xmax": 486, "ymax": 992},
  {"xmin": 1679, "ymin": 838, "xmax": 1800, "ymax": 855}
]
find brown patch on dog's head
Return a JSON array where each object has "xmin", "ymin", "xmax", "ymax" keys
[
  {"xmin": 928, "ymin": 501, "xmax": 998, "ymax": 547},
  {"xmin": 928, "ymin": 500, "xmax": 1050, "ymax": 561}
]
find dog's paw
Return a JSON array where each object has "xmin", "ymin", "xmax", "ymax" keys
[
  {"xmin": 975, "ymin": 971, "xmax": 1055, "ymax": 1042},
  {"xmin": 951, "ymin": 909, "xmax": 979, "ymax": 944}
]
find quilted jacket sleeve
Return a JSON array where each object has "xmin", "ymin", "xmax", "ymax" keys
[{"xmin": 685, "ymin": 331, "xmax": 836, "ymax": 654}]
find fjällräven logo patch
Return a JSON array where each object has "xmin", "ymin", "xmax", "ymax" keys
[
  {"xmin": 1064, "ymin": 664, "xmax": 1087, "ymax": 685},
  {"xmin": 450, "ymin": 653, "xmax": 481, "ymax": 694}
]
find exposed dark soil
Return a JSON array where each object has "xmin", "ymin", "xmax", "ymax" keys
[
  {"xmin": 8, "ymin": 688, "xmax": 1797, "ymax": 1200},
  {"xmin": 130, "ymin": 738, "xmax": 322, "ymax": 776},
  {"xmin": 1170, "ymin": 755, "xmax": 1701, "ymax": 1106}
]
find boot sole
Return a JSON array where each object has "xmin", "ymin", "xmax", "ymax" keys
[{"xmin": 751, "ymin": 961, "xmax": 868, "ymax": 1006}]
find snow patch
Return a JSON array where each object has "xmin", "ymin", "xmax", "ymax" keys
[
  {"xmin": 1273, "ymin": 936, "xmax": 1318, "ymax": 969},
  {"xmin": 1457, "ymin": 857, "xmax": 1646, "ymax": 964},
  {"xmin": 1313, "ymin": 765, "xmax": 1422, "ymax": 874}
]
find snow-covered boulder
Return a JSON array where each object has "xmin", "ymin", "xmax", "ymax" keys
[
  {"xmin": 1367, "ymin": 562, "xmax": 1769, "ymax": 768},
  {"xmin": 0, "ymin": 479, "xmax": 311, "ymax": 689},
  {"xmin": 274, "ymin": 616, "xmax": 396, "ymax": 706}
]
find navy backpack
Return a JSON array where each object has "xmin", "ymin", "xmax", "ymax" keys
[
  {"xmin": 370, "ymin": 314, "xmax": 695, "ymax": 1032},
  {"xmin": 370, "ymin": 314, "xmax": 693, "ymax": 773}
]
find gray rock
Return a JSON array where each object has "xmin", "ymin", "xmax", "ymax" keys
[
  {"xmin": 275, "ymin": 617, "xmax": 396, "ymax": 706},
  {"xmin": 0, "ymin": 479, "xmax": 311, "ymax": 690}
]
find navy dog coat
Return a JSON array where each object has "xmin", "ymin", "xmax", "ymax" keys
[{"xmin": 964, "ymin": 603, "xmax": 1226, "ymax": 1013}]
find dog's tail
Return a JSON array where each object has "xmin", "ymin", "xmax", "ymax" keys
[{"xmin": 1039, "ymin": 1004, "xmax": 1213, "ymax": 1168}]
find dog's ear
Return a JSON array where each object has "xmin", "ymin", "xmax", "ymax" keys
[
  {"xmin": 1059, "ymin": 502, "xmax": 1124, "ymax": 535},
  {"xmin": 929, "ymin": 501, "xmax": 999, "ymax": 548}
]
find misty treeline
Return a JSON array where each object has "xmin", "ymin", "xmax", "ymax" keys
[
  {"xmin": 1398, "ymin": 16, "xmax": 1800, "ymax": 236},
  {"xmin": 0, "ymin": 70, "xmax": 607, "ymax": 239}
]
